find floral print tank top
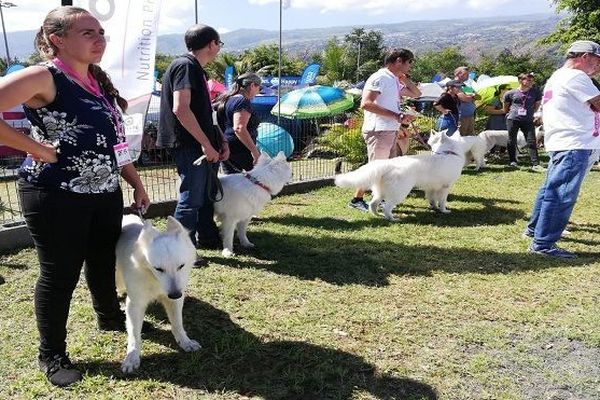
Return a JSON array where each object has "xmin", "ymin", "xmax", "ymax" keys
[{"xmin": 20, "ymin": 64, "xmax": 126, "ymax": 193}]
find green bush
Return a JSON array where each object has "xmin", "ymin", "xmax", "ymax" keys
[{"xmin": 316, "ymin": 111, "xmax": 367, "ymax": 167}]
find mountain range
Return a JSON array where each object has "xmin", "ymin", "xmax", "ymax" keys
[{"xmin": 4, "ymin": 13, "xmax": 560, "ymax": 62}]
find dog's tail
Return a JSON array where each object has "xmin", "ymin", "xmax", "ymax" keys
[{"xmin": 335, "ymin": 160, "xmax": 392, "ymax": 190}]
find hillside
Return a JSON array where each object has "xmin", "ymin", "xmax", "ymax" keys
[{"xmin": 6, "ymin": 13, "xmax": 560, "ymax": 61}]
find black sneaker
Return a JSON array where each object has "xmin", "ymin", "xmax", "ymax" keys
[
  {"xmin": 348, "ymin": 198, "xmax": 369, "ymax": 212},
  {"xmin": 38, "ymin": 353, "xmax": 82, "ymax": 387}
]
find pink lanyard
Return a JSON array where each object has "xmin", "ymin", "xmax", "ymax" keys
[
  {"xmin": 52, "ymin": 58, "xmax": 124, "ymax": 137},
  {"xmin": 593, "ymin": 111, "xmax": 600, "ymax": 137},
  {"xmin": 518, "ymin": 89, "xmax": 529, "ymax": 109}
]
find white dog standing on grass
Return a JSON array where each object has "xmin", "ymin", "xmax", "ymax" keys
[
  {"xmin": 454, "ymin": 134, "xmax": 487, "ymax": 170},
  {"xmin": 115, "ymin": 215, "xmax": 200, "ymax": 373},
  {"xmin": 335, "ymin": 130, "xmax": 466, "ymax": 221},
  {"xmin": 478, "ymin": 129, "xmax": 544, "ymax": 153},
  {"xmin": 214, "ymin": 151, "xmax": 292, "ymax": 257}
]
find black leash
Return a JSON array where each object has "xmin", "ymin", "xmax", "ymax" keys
[{"xmin": 193, "ymin": 155, "xmax": 224, "ymax": 202}]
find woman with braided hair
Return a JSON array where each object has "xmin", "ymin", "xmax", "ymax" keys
[{"xmin": 0, "ymin": 6, "xmax": 149, "ymax": 387}]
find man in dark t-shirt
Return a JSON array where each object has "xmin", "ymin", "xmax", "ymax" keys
[
  {"xmin": 503, "ymin": 72, "xmax": 543, "ymax": 170},
  {"xmin": 157, "ymin": 24, "xmax": 228, "ymax": 251}
]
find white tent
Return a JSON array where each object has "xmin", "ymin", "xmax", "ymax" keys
[{"xmin": 415, "ymin": 82, "xmax": 444, "ymax": 101}]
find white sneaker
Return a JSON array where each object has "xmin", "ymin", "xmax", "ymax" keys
[{"xmin": 531, "ymin": 164, "xmax": 546, "ymax": 172}]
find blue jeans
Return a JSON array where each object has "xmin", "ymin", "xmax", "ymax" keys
[
  {"xmin": 526, "ymin": 150, "xmax": 592, "ymax": 249},
  {"xmin": 173, "ymin": 146, "xmax": 220, "ymax": 246},
  {"xmin": 437, "ymin": 114, "xmax": 458, "ymax": 136}
]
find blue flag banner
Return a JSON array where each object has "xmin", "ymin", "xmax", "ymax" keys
[
  {"xmin": 225, "ymin": 65, "xmax": 234, "ymax": 89},
  {"xmin": 300, "ymin": 63, "xmax": 320, "ymax": 85}
]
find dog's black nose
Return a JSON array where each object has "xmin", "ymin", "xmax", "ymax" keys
[{"xmin": 168, "ymin": 291, "xmax": 182, "ymax": 299}]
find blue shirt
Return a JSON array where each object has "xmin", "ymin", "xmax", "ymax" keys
[
  {"xmin": 223, "ymin": 94, "xmax": 260, "ymax": 142},
  {"xmin": 20, "ymin": 64, "xmax": 125, "ymax": 193}
]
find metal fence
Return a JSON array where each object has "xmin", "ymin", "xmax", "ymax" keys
[{"xmin": 0, "ymin": 100, "xmax": 439, "ymax": 226}]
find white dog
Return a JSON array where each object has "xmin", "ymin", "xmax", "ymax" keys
[
  {"xmin": 478, "ymin": 129, "xmax": 544, "ymax": 153},
  {"xmin": 214, "ymin": 151, "xmax": 292, "ymax": 257},
  {"xmin": 335, "ymin": 130, "xmax": 465, "ymax": 221},
  {"xmin": 454, "ymin": 135, "xmax": 487, "ymax": 170},
  {"xmin": 115, "ymin": 215, "xmax": 200, "ymax": 373}
]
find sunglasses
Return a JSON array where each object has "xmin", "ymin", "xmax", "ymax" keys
[{"xmin": 216, "ymin": 40, "xmax": 224, "ymax": 47}]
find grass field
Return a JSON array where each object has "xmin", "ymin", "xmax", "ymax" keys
[{"xmin": 1, "ymin": 160, "xmax": 600, "ymax": 399}]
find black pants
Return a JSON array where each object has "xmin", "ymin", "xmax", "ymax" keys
[
  {"xmin": 221, "ymin": 138, "xmax": 254, "ymax": 174},
  {"xmin": 18, "ymin": 181, "xmax": 124, "ymax": 358},
  {"xmin": 506, "ymin": 119, "xmax": 539, "ymax": 165}
]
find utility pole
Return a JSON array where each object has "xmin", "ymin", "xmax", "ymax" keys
[
  {"xmin": 0, "ymin": 1, "xmax": 16, "ymax": 68},
  {"xmin": 194, "ymin": 0, "xmax": 198, "ymax": 24}
]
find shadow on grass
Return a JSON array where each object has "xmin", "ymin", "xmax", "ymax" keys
[
  {"xmin": 265, "ymin": 195, "xmax": 525, "ymax": 229},
  {"xmin": 208, "ymin": 231, "xmax": 600, "ymax": 286},
  {"xmin": 81, "ymin": 298, "xmax": 438, "ymax": 400}
]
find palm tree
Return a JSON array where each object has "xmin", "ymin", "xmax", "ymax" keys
[
  {"xmin": 321, "ymin": 37, "xmax": 347, "ymax": 84},
  {"xmin": 205, "ymin": 52, "xmax": 248, "ymax": 81}
]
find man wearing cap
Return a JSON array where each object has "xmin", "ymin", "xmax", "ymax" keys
[
  {"xmin": 503, "ymin": 72, "xmax": 543, "ymax": 170},
  {"xmin": 454, "ymin": 66, "xmax": 477, "ymax": 136},
  {"xmin": 347, "ymin": 48, "xmax": 421, "ymax": 212},
  {"xmin": 524, "ymin": 40, "xmax": 600, "ymax": 259}
]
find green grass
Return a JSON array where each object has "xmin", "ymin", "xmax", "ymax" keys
[{"xmin": 1, "ymin": 160, "xmax": 600, "ymax": 399}]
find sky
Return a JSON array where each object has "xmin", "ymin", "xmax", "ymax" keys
[{"xmin": 2, "ymin": 0, "xmax": 556, "ymax": 35}]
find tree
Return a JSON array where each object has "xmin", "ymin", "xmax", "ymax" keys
[
  {"xmin": 344, "ymin": 28, "xmax": 384, "ymax": 82},
  {"xmin": 473, "ymin": 49, "xmax": 557, "ymax": 85},
  {"xmin": 410, "ymin": 47, "xmax": 468, "ymax": 83},
  {"xmin": 154, "ymin": 52, "xmax": 176, "ymax": 81},
  {"xmin": 320, "ymin": 37, "xmax": 347, "ymax": 84},
  {"xmin": 239, "ymin": 44, "xmax": 303, "ymax": 76},
  {"xmin": 543, "ymin": 0, "xmax": 600, "ymax": 47},
  {"xmin": 204, "ymin": 52, "xmax": 248, "ymax": 81}
]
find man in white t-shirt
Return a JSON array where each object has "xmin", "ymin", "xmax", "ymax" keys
[
  {"xmin": 524, "ymin": 40, "xmax": 600, "ymax": 259},
  {"xmin": 348, "ymin": 48, "xmax": 421, "ymax": 211}
]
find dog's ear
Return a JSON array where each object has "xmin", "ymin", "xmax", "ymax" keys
[
  {"xmin": 274, "ymin": 151, "xmax": 287, "ymax": 162},
  {"xmin": 256, "ymin": 151, "xmax": 271, "ymax": 165},
  {"xmin": 166, "ymin": 216, "xmax": 187, "ymax": 235},
  {"xmin": 139, "ymin": 221, "xmax": 158, "ymax": 244}
]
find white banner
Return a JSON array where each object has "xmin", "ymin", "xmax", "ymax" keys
[{"xmin": 73, "ymin": 0, "xmax": 162, "ymax": 159}]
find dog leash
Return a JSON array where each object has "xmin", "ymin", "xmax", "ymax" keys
[
  {"xmin": 192, "ymin": 155, "xmax": 224, "ymax": 202},
  {"xmin": 410, "ymin": 122, "xmax": 431, "ymax": 150}
]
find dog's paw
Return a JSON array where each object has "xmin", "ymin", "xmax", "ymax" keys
[
  {"xmin": 222, "ymin": 248, "xmax": 235, "ymax": 258},
  {"xmin": 121, "ymin": 350, "xmax": 141, "ymax": 373},
  {"xmin": 440, "ymin": 208, "xmax": 451, "ymax": 214},
  {"xmin": 179, "ymin": 337, "xmax": 201, "ymax": 352}
]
